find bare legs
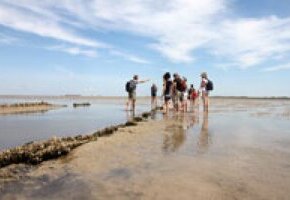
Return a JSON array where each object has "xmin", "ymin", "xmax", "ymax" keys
[
  {"xmin": 151, "ymin": 96, "xmax": 157, "ymax": 110},
  {"xmin": 163, "ymin": 100, "xmax": 170, "ymax": 114},
  {"xmin": 202, "ymin": 91, "xmax": 209, "ymax": 112},
  {"xmin": 125, "ymin": 98, "xmax": 136, "ymax": 114},
  {"xmin": 132, "ymin": 99, "xmax": 136, "ymax": 114}
]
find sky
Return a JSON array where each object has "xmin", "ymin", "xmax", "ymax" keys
[{"xmin": 0, "ymin": 0, "xmax": 290, "ymax": 97}]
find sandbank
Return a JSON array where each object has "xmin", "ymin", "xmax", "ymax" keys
[{"xmin": 0, "ymin": 102, "xmax": 65, "ymax": 115}]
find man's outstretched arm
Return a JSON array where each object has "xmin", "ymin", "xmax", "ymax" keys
[{"xmin": 138, "ymin": 79, "xmax": 150, "ymax": 84}]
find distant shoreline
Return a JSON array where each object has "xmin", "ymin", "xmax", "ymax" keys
[{"xmin": 0, "ymin": 95, "xmax": 289, "ymax": 100}]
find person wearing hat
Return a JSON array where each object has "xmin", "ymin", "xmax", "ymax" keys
[{"xmin": 200, "ymin": 72, "xmax": 209, "ymax": 112}]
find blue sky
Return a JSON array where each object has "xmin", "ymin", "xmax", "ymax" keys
[{"xmin": 0, "ymin": 0, "xmax": 289, "ymax": 96}]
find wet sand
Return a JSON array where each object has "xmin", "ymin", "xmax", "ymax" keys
[
  {"xmin": 1, "ymin": 99, "xmax": 290, "ymax": 199},
  {"xmin": 0, "ymin": 102, "xmax": 64, "ymax": 115}
]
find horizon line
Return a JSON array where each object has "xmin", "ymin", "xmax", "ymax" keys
[{"xmin": 0, "ymin": 94, "xmax": 290, "ymax": 99}]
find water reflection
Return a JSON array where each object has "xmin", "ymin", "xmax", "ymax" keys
[
  {"xmin": 162, "ymin": 113, "xmax": 194, "ymax": 153},
  {"xmin": 150, "ymin": 110, "xmax": 157, "ymax": 120},
  {"xmin": 126, "ymin": 110, "xmax": 134, "ymax": 121},
  {"xmin": 197, "ymin": 112, "xmax": 211, "ymax": 154},
  {"xmin": 0, "ymin": 98, "xmax": 150, "ymax": 150},
  {"xmin": 163, "ymin": 122, "xmax": 186, "ymax": 153},
  {"xmin": 162, "ymin": 111, "xmax": 212, "ymax": 154}
]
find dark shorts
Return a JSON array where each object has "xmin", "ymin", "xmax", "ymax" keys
[
  {"xmin": 164, "ymin": 94, "xmax": 171, "ymax": 102},
  {"xmin": 151, "ymin": 93, "xmax": 157, "ymax": 97},
  {"xmin": 128, "ymin": 91, "xmax": 136, "ymax": 100}
]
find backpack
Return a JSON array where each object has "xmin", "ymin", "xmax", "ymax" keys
[
  {"xmin": 191, "ymin": 91, "xmax": 198, "ymax": 99},
  {"xmin": 180, "ymin": 80, "xmax": 187, "ymax": 92},
  {"xmin": 125, "ymin": 80, "xmax": 136, "ymax": 93},
  {"xmin": 206, "ymin": 80, "xmax": 213, "ymax": 91}
]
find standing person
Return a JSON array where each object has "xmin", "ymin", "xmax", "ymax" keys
[
  {"xmin": 181, "ymin": 77, "xmax": 188, "ymax": 112},
  {"xmin": 172, "ymin": 73, "xmax": 185, "ymax": 112},
  {"xmin": 162, "ymin": 72, "xmax": 173, "ymax": 114},
  {"xmin": 172, "ymin": 73, "xmax": 178, "ymax": 111},
  {"xmin": 125, "ymin": 75, "xmax": 149, "ymax": 113},
  {"xmin": 188, "ymin": 84, "xmax": 194, "ymax": 111},
  {"xmin": 151, "ymin": 83, "xmax": 158, "ymax": 110},
  {"xmin": 188, "ymin": 84, "xmax": 194, "ymax": 100},
  {"xmin": 200, "ymin": 72, "xmax": 210, "ymax": 112},
  {"xmin": 191, "ymin": 85, "xmax": 199, "ymax": 110}
]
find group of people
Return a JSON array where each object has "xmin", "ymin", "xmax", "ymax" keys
[{"xmin": 125, "ymin": 72, "xmax": 213, "ymax": 114}]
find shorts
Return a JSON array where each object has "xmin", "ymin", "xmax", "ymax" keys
[
  {"xmin": 128, "ymin": 91, "xmax": 136, "ymax": 100},
  {"xmin": 164, "ymin": 94, "xmax": 171, "ymax": 102},
  {"xmin": 177, "ymin": 91, "xmax": 184, "ymax": 102},
  {"xmin": 202, "ymin": 90, "xmax": 209, "ymax": 96},
  {"xmin": 172, "ymin": 92, "xmax": 178, "ymax": 105}
]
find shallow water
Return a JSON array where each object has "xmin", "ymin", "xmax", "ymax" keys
[
  {"xmin": 0, "ymin": 97, "xmax": 150, "ymax": 150},
  {"xmin": 1, "ymin": 99, "xmax": 290, "ymax": 199}
]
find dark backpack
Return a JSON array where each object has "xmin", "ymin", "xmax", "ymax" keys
[
  {"xmin": 125, "ymin": 80, "xmax": 136, "ymax": 93},
  {"xmin": 125, "ymin": 81, "xmax": 130, "ymax": 92},
  {"xmin": 206, "ymin": 80, "xmax": 213, "ymax": 91},
  {"xmin": 176, "ymin": 78, "xmax": 186, "ymax": 92},
  {"xmin": 180, "ymin": 80, "xmax": 187, "ymax": 92}
]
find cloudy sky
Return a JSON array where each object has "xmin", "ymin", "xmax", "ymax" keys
[{"xmin": 0, "ymin": 0, "xmax": 289, "ymax": 96}]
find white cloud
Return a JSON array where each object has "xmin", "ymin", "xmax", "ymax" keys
[
  {"xmin": 48, "ymin": 0, "xmax": 290, "ymax": 67},
  {"xmin": 212, "ymin": 16, "xmax": 290, "ymax": 68},
  {"xmin": 47, "ymin": 45, "xmax": 97, "ymax": 57},
  {"xmin": 75, "ymin": 0, "xmax": 226, "ymax": 63},
  {"xmin": 1, "ymin": 0, "xmax": 290, "ymax": 68},
  {"xmin": 264, "ymin": 63, "xmax": 290, "ymax": 72},
  {"xmin": 110, "ymin": 50, "xmax": 149, "ymax": 64},
  {"xmin": 0, "ymin": 2, "xmax": 106, "ymax": 48},
  {"xmin": 0, "ymin": 0, "xmax": 226, "ymax": 63}
]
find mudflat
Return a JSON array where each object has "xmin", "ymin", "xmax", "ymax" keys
[
  {"xmin": 1, "ymin": 98, "xmax": 290, "ymax": 200},
  {"xmin": 0, "ymin": 102, "xmax": 64, "ymax": 115}
]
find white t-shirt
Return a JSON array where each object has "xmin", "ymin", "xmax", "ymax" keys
[{"xmin": 200, "ymin": 78, "xmax": 208, "ymax": 92}]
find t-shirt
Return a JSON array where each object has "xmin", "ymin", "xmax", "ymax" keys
[
  {"xmin": 130, "ymin": 80, "xmax": 138, "ymax": 92},
  {"xmin": 200, "ymin": 78, "xmax": 208, "ymax": 91}
]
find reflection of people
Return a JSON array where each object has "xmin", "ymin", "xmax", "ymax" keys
[
  {"xmin": 189, "ymin": 112, "xmax": 199, "ymax": 128},
  {"xmin": 163, "ymin": 115, "xmax": 188, "ymax": 152},
  {"xmin": 151, "ymin": 83, "xmax": 158, "ymax": 110},
  {"xmin": 163, "ymin": 121, "xmax": 186, "ymax": 152},
  {"xmin": 197, "ymin": 112, "xmax": 209, "ymax": 153},
  {"xmin": 150, "ymin": 109, "xmax": 157, "ymax": 120},
  {"xmin": 126, "ymin": 75, "xmax": 149, "ymax": 113}
]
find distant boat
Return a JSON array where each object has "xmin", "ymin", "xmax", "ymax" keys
[{"xmin": 73, "ymin": 102, "xmax": 91, "ymax": 107}]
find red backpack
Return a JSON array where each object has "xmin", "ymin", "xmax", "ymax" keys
[{"xmin": 191, "ymin": 91, "xmax": 198, "ymax": 99}]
